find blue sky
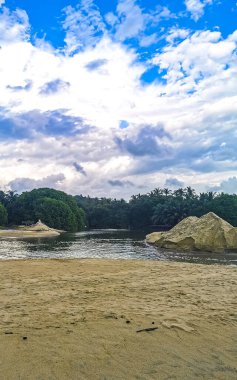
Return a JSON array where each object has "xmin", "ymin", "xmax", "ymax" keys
[{"xmin": 0, "ymin": 0, "xmax": 237, "ymax": 197}]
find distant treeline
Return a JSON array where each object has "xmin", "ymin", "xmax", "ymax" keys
[
  {"xmin": 0, "ymin": 186, "xmax": 237, "ymax": 231},
  {"xmin": 76, "ymin": 187, "xmax": 237, "ymax": 229}
]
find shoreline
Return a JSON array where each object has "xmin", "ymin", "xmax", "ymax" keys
[
  {"xmin": 0, "ymin": 258, "xmax": 236, "ymax": 379},
  {"xmin": 0, "ymin": 255, "xmax": 236, "ymax": 264}
]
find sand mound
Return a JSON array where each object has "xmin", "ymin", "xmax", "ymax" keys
[
  {"xmin": 27, "ymin": 220, "xmax": 51, "ymax": 231},
  {"xmin": 146, "ymin": 212, "xmax": 237, "ymax": 253}
]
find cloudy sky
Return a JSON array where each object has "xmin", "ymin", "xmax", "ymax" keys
[{"xmin": 0, "ymin": 0, "xmax": 237, "ymax": 198}]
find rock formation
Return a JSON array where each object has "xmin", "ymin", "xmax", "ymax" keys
[{"xmin": 146, "ymin": 212, "xmax": 237, "ymax": 253}]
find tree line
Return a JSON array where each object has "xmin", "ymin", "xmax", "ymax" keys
[
  {"xmin": 77, "ymin": 186, "xmax": 237, "ymax": 229},
  {"xmin": 0, "ymin": 186, "xmax": 237, "ymax": 231}
]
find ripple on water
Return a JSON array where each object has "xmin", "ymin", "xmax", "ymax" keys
[{"xmin": 0, "ymin": 229, "xmax": 236, "ymax": 265}]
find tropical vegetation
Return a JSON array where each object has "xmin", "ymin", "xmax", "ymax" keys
[
  {"xmin": 0, "ymin": 188, "xmax": 86, "ymax": 232},
  {"xmin": 0, "ymin": 186, "xmax": 237, "ymax": 231}
]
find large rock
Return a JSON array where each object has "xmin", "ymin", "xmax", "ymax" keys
[{"xmin": 146, "ymin": 212, "xmax": 237, "ymax": 253}]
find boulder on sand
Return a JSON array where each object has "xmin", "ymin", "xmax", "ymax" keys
[{"xmin": 146, "ymin": 212, "xmax": 237, "ymax": 253}]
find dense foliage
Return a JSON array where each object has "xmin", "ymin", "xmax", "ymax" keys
[
  {"xmin": 0, "ymin": 186, "xmax": 237, "ymax": 230},
  {"xmin": 76, "ymin": 196, "xmax": 130, "ymax": 229},
  {"xmin": 0, "ymin": 188, "xmax": 86, "ymax": 231},
  {"xmin": 76, "ymin": 187, "xmax": 237, "ymax": 229},
  {"xmin": 0, "ymin": 202, "xmax": 7, "ymax": 226}
]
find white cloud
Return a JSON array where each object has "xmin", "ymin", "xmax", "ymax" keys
[
  {"xmin": 165, "ymin": 27, "xmax": 190, "ymax": 44},
  {"xmin": 112, "ymin": 0, "xmax": 145, "ymax": 41},
  {"xmin": 62, "ymin": 0, "xmax": 106, "ymax": 54},
  {"xmin": 0, "ymin": 7, "xmax": 30, "ymax": 44},
  {"xmin": 107, "ymin": 1, "xmax": 175, "ymax": 45},
  {"xmin": 139, "ymin": 33, "xmax": 158, "ymax": 47},
  {"xmin": 62, "ymin": 0, "xmax": 175, "ymax": 52},
  {"xmin": 185, "ymin": 0, "xmax": 213, "ymax": 21},
  {"xmin": 152, "ymin": 30, "xmax": 236, "ymax": 89},
  {"xmin": 0, "ymin": 6, "xmax": 237, "ymax": 198}
]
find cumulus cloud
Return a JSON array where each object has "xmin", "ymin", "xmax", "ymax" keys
[
  {"xmin": 185, "ymin": 0, "xmax": 213, "ymax": 21},
  {"xmin": 210, "ymin": 177, "xmax": 237, "ymax": 194},
  {"xmin": 0, "ymin": 4, "xmax": 237, "ymax": 199},
  {"xmin": 62, "ymin": 0, "xmax": 174, "ymax": 53},
  {"xmin": 110, "ymin": 0, "xmax": 145, "ymax": 42},
  {"xmin": 165, "ymin": 27, "xmax": 190, "ymax": 44},
  {"xmin": 62, "ymin": 0, "xmax": 106, "ymax": 54},
  {"xmin": 0, "ymin": 108, "xmax": 93, "ymax": 139},
  {"xmin": 165, "ymin": 178, "xmax": 184, "ymax": 188},
  {"xmin": 106, "ymin": 1, "xmax": 174, "ymax": 45},
  {"xmin": 8, "ymin": 174, "xmax": 66, "ymax": 193},
  {"xmin": 153, "ymin": 29, "xmax": 237, "ymax": 87},
  {"xmin": 0, "ymin": 7, "xmax": 30, "ymax": 44},
  {"xmin": 115, "ymin": 125, "xmax": 171, "ymax": 157}
]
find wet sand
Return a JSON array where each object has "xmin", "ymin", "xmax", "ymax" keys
[
  {"xmin": 0, "ymin": 259, "xmax": 236, "ymax": 379},
  {"xmin": 0, "ymin": 230, "xmax": 60, "ymax": 238}
]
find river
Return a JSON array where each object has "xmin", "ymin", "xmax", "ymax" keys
[{"xmin": 0, "ymin": 229, "xmax": 236, "ymax": 265}]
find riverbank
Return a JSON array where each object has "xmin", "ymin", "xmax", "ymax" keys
[{"xmin": 0, "ymin": 259, "xmax": 236, "ymax": 379}]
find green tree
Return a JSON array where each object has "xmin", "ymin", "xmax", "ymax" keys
[
  {"xmin": 209, "ymin": 194, "xmax": 237, "ymax": 226},
  {"xmin": 34, "ymin": 198, "xmax": 78, "ymax": 231},
  {"xmin": 0, "ymin": 203, "xmax": 7, "ymax": 226},
  {"xmin": 7, "ymin": 188, "xmax": 86, "ymax": 231},
  {"xmin": 152, "ymin": 197, "xmax": 189, "ymax": 226}
]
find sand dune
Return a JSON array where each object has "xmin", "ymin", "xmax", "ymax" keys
[{"xmin": 0, "ymin": 259, "xmax": 236, "ymax": 379}]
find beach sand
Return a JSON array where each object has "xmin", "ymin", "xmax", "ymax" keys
[
  {"xmin": 0, "ymin": 230, "xmax": 60, "ymax": 238},
  {"xmin": 0, "ymin": 259, "xmax": 236, "ymax": 379}
]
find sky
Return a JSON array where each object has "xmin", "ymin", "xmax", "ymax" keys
[{"xmin": 0, "ymin": 0, "xmax": 237, "ymax": 198}]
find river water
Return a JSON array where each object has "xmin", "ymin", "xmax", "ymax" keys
[{"xmin": 0, "ymin": 229, "xmax": 236, "ymax": 265}]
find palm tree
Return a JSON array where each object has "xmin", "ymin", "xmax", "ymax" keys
[
  {"xmin": 173, "ymin": 188, "xmax": 185, "ymax": 198},
  {"xmin": 185, "ymin": 186, "xmax": 196, "ymax": 199},
  {"xmin": 5, "ymin": 190, "xmax": 18, "ymax": 204},
  {"xmin": 163, "ymin": 188, "xmax": 171, "ymax": 197},
  {"xmin": 149, "ymin": 188, "xmax": 163, "ymax": 197},
  {"xmin": 207, "ymin": 191, "xmax": 216, "ymax": 201}
]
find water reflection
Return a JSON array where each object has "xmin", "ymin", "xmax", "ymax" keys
[{"xmin": 0, "ymin": 229, "xmax": 236, "ymax": 265}]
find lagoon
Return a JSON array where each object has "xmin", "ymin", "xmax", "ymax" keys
[{"xmin": 0, "ymin": 229, "xmax": 237, "ymax": 265}]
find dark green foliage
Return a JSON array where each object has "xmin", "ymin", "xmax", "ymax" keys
[
  {"xmin": 152, "ymin": 198, "xmax": 189, "ymax": 226},
  {"xmin": 128, "ymin": 195, "xmax": 154, "ymax": 229},
  {"xmin": 34, "ymin": 198, "xmax": 78, "ymax": 231},
  {"xmin": 0, "ymin": 203, "xmax": 8, "ymax": 226},
  {"xmin": 76, "ymin": 187, "xmax": 237, "ymax": 229},
  {"xmin": 2, "ymin": 186, "xmax": 237, "ymax": 231},
  {"xmin": 209, "ymin": 194, "xmax": 237, "ymax": 226},
  {"xmin": 6, "ymin": 188, "xmax": 86, "ymax": 231},
  {"xmin": 76, "ymin": 196, "xmax": 130, "ymax": 229}
]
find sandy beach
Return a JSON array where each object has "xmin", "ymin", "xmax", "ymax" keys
[
  {"xmin": 0, "ymin": 259, "xmax": 236, "ymax": 380},
  {"xmin": 0, "ymin": 230, "xmax": 60, "ymax": 238}
]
